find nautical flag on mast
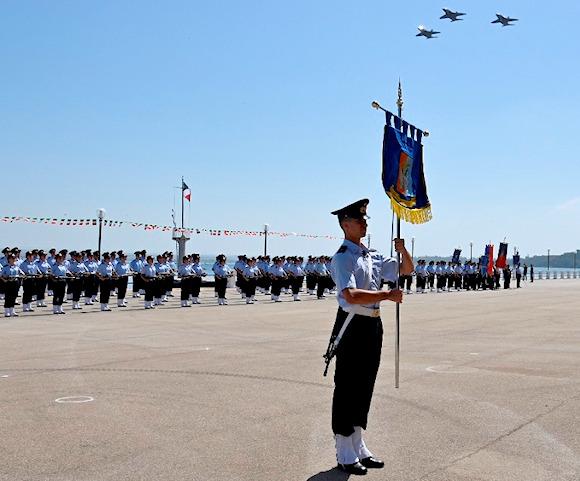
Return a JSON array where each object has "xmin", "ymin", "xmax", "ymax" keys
[
  {"xmin": 382, "ymin": 112, "xmax": 432, "ymax": 224},
  {"xmin": 496, "ymin": 242, "xmax": 508, "ymax": 268},
  {"xmin": 182, "ymin": 181, "xmax": 191, "ymax": 202}
]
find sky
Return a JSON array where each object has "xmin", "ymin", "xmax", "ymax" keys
[{"xmin": 1, "ymin": 0, "xmax": 579, "ymax": 259}]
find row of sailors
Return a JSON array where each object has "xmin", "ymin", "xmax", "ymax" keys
[
  {"xmin": 406, "ymin": 260, "xmax": 524, "ymax": 293},
  {"xmin": 0, "ymin": 248, "xmax": 337, "ymax": 315},
  {"xmin": 229, "ymin": 255, "xmax": 335, "ymax": 304}
]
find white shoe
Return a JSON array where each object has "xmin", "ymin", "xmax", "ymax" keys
[
  {"xmin": 223, "ymin": 299, "xmax": 228, "ymax": 305},
  {"xmin": 10, "ymin": 308, "xmax": 18, "ymax": 317},
  {"xmin": 101, "ymin": 304, "xmax": 111, "ymax": 312},
  {"xmin": 181, "ymin": 300, "xmax": 189, "ymax": 307},
  {"xmin": 53, "ymin": 306, "xmax": 59, "ymax": 314},
  {"xmin": 293, "ymin": 295, "xmax": 301, "ymax": 301},
  {"xmin": 4, "ymin": 308, "xmax": 10, "ymax": 317}
]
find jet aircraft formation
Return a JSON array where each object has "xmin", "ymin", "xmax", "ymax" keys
[{"xmin": 417, "ymin": 8, "xmax": 518, "ymax": 39}]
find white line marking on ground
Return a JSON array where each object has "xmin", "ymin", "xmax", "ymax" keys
[{"xmin": 55, "ymin": 396, "xmax": 94, "ymax": 404}]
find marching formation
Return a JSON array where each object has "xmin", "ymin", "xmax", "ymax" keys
[
  {"xmin": 0, "ymin": 247, "xmax": 338, "ymax": 317},
  {"xmin": 0, "ymin": 246, "xmax": 530, "ymax": 318}
]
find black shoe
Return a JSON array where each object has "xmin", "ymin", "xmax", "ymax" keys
[
  {"xmin": 360, "ymin": 457, "xmax": 384, "ymax": 469},
  {"xmin": 338, "ymin": 462, "xmax": 367, "ymax": 475}
]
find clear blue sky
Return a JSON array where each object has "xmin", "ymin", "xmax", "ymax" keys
[{"xmin": 1, "ymin": 0, "xmax": 579, "ymax": 258}]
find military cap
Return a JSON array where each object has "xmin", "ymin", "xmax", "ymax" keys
[
  {"xmin": 38, "ymin": 250, "xmax": 46, "ymax": 256},
  {"xmin": 2, "ymin": 247, "xmax": 10, "ymax": 253},
  {"xmin": 331, "ymin": 198, "xmax": 370, "ymax": 221}
]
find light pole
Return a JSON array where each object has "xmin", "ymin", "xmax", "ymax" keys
[
  {"xmin": 263, "ymin": 223, "xmax": 269, "ymax": 256},
  {"xmin": 470, "ymin": 241, "xmax": 473, "ymax": 261},
  {"xmin": 97, "ymin": 208, "xmax": 106, "ymax": 255},
  {"xmin": 367, "ymin": 233, "xmax": 372, "ymax": 248},
  {"xmin": 411, "ymin": 236, "xmax": 415, "ymax": 261},
  {"xmin": 547, "ymin": 249, "xmax": 550, "ymax": 272},
  {"xmin": 574, "ymin": 251, "xmax": 576, "ymax": 273}
]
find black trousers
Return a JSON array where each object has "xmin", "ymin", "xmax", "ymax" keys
[
  {"xmin": 332, "ymin": 308, "xmax": 383, "ymax": 436},
  {"xmin": 69, "ymin": 278, "xmax": 83, "ymax": 302},
  {"xmin": 215, "ymin": 277, "xmax": 228, "ymax": 298},
  {"xmin": 245, "ymin": 278, "xmax": 257, "ymax": 297},
  {"xmin": 22, "ymin": 278, "xmax": 36, "ymax": 304},
  {"xmin": 317, "ymin": 276, "xmax": 327, "ymax": 297},
  {"xmin": 191, "ymin": 277, "xmax": 202, "ymax": 297},
  {"xmin": 428, "ymin": 274, "xmax": 435, "ymax": 288},
  {"xmin": 132, "ymin": 274, "xmax": 141, "ymax": 294},
  {"xmin": 291, "ymin": 276, "xmax": 303, "ymax": 295},
  {"xmin": 117, "ymin": 276, "xmax": 128, "ymax": 300},
  {"xmin": 3, "ymin": 280, "xmax": 20, "ymax": 308},
  {"xmin": 516, "ymin": 274, "xmax": 521, "ymax": 288},
  {"xmin": 306, "ymin": 274, "xmax": 317, "ymax": 291},
  {"xmin": 143, "ymin": 278, "xmax": 155, "ymax": 301},
  {"xmin": 181, "ymin": 277, "xmax": 192, "ymax": 300},
  {"xmin": 99, "ymin": 278, "xmax": 112, "ymax": 304},
  {"xmin": 271, "ymin": 278, "xmax": 282, "ymax": 296},
  {"xmin": 52, "ymin": 279, "xmax": 66, "ymax": 306},
  {"xmin": 36, "ymin": 277, "xmax": 48, "ymax": 300},
  {"xmin": 85, "ymin": 274, "xmax": 98, "ymax": 298}
]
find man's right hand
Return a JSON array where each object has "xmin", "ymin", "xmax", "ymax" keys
[{"xmin": 385, "ymin": 289, "xmax": 403, "ymax": 304}]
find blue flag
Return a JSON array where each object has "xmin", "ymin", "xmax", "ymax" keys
[{"xmin": 382, "ymin": 112, "xmax": 432, "ymax": 224}]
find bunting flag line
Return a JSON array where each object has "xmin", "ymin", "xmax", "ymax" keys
[
  {"xmin": 382, "ymin": 111, "xmax": 432, "ymax": 224},
  {"xmin": 0, "ymin": 215, "xmax": 339, "ymax": 240},
  {"xmin": 496, "ymin": 242, "xmax": 508, "ymax": 268}
]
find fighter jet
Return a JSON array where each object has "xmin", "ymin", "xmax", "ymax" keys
[
  {"xmin": 440, "ymin": 8, "xmax": 466, "ymax": 22},
  {"xmin": 491, "ymin": 14, "xmax": 518, "ymax": 26},
  {"xmin": 416, "ymin": 25, "xmax": 440, "ymax": 39}
]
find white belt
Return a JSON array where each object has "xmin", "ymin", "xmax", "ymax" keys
[{"xmin": 343, "ymin": 305, "xmax": 381, "ymax": 318}]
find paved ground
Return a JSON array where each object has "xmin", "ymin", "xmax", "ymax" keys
[{"xmin": 1, "ymin": 280, "xmax": 579, "ymax": 481}]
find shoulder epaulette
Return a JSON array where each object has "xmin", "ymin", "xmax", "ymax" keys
[{"xmin": 336, "ymin": 245, "xmax": 348, "ymax": 254}]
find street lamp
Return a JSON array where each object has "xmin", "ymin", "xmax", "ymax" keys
[
  {"xmin": 263, "ymin": 223, "xmax": 269, "ymax": 256},
  {"xmin": 470, "ymin": 241, "xmax": 473, "ymax": 261},
  {"xmin": 367, "ymin": 233, "xmax": 372, "ymax": 248},
  {"xmin": 547, "ymin": 249, "xmax": 550, "ymax": 272},
  {"xmin": 97, "ymin": 208, "xmax": 106, "ymax": 255},
  {"xmin": 411, "ymin": 237, "xmax": 415, "ymax": 261}
]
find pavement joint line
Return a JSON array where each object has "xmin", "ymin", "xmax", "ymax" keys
[
  {"xmin": 0, "ymin": 366, "xmax": 334, "ymax": 389},
  {"xmin": 418, "ymin": 392, "xmax": 580, "ymax": 480}
]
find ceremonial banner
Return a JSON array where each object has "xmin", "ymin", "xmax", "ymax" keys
[
  {"xmin": 480, "ymin": 256, "xmax": 488, "ymax": 276},
  {"xmin": 452, "ymin": 249, "xmax": 462, "ymax": 264},
  {"xmin": 496, "ymin": 242, "xmax": 508, "ymax": 269},
  {"xmin": 513, "ymin": 254, "xmax": 521, "ymax": 266},
  {"xmin": 382, "ymin": 113, "xmax": 432, "ymax": 224},
  {"xmin": 485, "ymin": 245, "xmax": 494, "ymax": 275}
]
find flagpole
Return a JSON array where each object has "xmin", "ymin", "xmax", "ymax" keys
[
  {"xmin": 181, "ymin": 176, "xmax": 185, "ymax": 229},
  {"xmin": 394, "ymin": 80, "xmax": 403, "ymax": 389}
]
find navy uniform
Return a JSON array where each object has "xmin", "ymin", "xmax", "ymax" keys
[
  {"xmin": 140, "ymin": 257, "xmax": 157, "ymax": 309},
  {"xmin": 84, "ymin": 253, "xmax": 99, "ymax": 304},
  {"xmin": 35, "ymin": 251, "xmax": 51, "ymax": 307},
  {"xmin": 1, "ymin": 255, "xmax": 22, "ymax": 317},
  {"xmin": 20, "ymin": 252, "xmax": 41, "ymax": 312},
  {"xmin": 68, "ymin": 252, "xmax": 89, "ymax": 310},
  {"xmin": 178, "ymin": 256, "xmax": 193, "ymax": 307},
  {"xmin": 96, "ymin": 253, "xmax": 114, "ymax": 311},
  {"xmin": 327, "ymin": 199, "xmax": 411, "ymax": 475},
  {"xmin": 130, "ymin": 251, "xmax": 145, "ymax": 297},
  {"xmin": 287, "ymin": 257, "xmax": 305, "ymax": 301},
  {"xmin": 50, "ymin": 254, "xmax": 70, "ymax": 314},
  {"xmin": 213, "ymin": 255, "xmax": 232, "ymax": 305},
  {"xmin": 268, "ymin": 258, "xmax": 286, "ymax": 302},
  {"xmin": 115, "ymin": 254, "xmax": 131, "ymax": 306},
  {"xmin": 190, "ymin": 254, "xmax": 206, "ymax": 304},
  {"xmin": 0, "ymin": 247, "xmax": 11, "ymax": 301},
  {"xmin": 242, "ymin": 258, "xmax": 260, "ymax": 304}
]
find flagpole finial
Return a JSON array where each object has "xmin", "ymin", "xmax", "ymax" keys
[{"xmin": 396, "ymin": 79, "xmax": 404, "ymax": 116}]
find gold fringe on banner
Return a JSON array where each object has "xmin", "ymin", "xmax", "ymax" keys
[{"xmin": 390, "ymin": 198, "xmax": 432, "ymax": 225}]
